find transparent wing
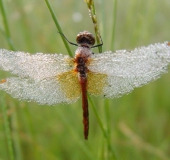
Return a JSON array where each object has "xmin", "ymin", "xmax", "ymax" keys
[
  {"xmin": 0, "ymin": 49, "xmax": 81, "ymax": 104},
  {"xmin": 88, "ymin": 42, "xmax": 170, "ymax": 98},
  {"xmin": 0, "ymin": 76, "xmax": 80, "ymax": 105},
  {"xmin": 0, "ymin": 49, "xmax": 73, "ymax": 81}
]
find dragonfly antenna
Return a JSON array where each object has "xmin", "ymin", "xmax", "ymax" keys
[{"xmin": 57, "ymin": 31, "xmax": 78, "ymax": 46}]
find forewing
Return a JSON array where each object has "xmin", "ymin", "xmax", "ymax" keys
[
  {"xmin": 88, "ymin": 42, "xmax": 170, "ymax": 98},
  {"xmin": 0, "ymin": 75, "xmax": 80, "ymax": 105},
  {"xmin": 0, "ymin": 49, "xmax": 73, "ymax": 81}
]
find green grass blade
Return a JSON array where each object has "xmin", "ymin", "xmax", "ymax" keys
[
  {"xmin": 105, "ymin": 1, "xmax": 118, "ymax": 159},
  {"xmin": 1, "ymin": 94, "xmax": 15, "ymax": 160},
  {"xmin": 88, "ymin": 96, "xmax": 117, "ymax": 159},
  {"xmin": 110, "ymin": 0, "xmax": 117, "ymax": 51},
  {"xmin": 88, "ymin": 96, "xmax": 107, "ymax": 138},
  {"xmin": 54, "ymin": 108, "xmax": 95, "ymax": 159},
  {"xmin": 0, "ymin": 0, "xmax": 15, "ymax": 50},
  {"xmin": 44, "ymin": 0, "xmax": 73, "ymax": 57},
  {"xmin": 105, "ymin": 101, "xmax": 117, "ymax": 159}
]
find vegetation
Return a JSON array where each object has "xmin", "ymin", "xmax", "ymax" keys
[{"xmin": 0, "ymin": 0, "xmax": 170, "ymax": 159}]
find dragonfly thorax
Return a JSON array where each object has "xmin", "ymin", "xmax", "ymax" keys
[{"xmin": 75, "ymin": 47, "xmax": 93, "ymax": 57}]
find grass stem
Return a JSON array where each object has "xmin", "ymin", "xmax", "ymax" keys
[
  {"xmin": 44, "ymin": 0, "xmax": 73, "ymax": 57},
  {"xmin": 0, "ymin": 0, "xmax": 15, "ymax": 50},
  {"xmin": 84, "ymin": 0, "xmax": 102, "ymax": 53},
  {"xmin": 1, "ymin": 94, "xmax": 15, "ymax": 160}
]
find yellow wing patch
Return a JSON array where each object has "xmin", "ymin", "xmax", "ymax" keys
[
  {"xmin": 0, "ymin": 79, "xmax": 7, "ymax": 84},
  {"xmin": 57, "ymin": 71, "xmax": 81, "ymax": 100},
  {"xmin": 87, "ymin": 71, "xmax": 107, "ymax": 96}
]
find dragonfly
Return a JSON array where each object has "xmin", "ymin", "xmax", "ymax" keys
[{"xmin": 0, "ymin": 31, "xmax": 170, "ymax": 139}]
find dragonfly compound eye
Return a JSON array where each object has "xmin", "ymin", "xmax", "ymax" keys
[{"xmin": 76, "ymin": 31, "xmax": 95, "ymax": 46}]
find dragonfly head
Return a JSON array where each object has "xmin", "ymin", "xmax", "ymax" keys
[{"xmin": 76, "ymin": 31, "xmax": 95, "ymax": 48}]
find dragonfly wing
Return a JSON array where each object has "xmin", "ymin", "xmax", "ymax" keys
[
  {"xmin": 0, "ymin": 73, "xmax": 81, "ymax": 105},
  {"xmin": 0, "ymin": 49, "xmax": 81, "ymax": 104},
  {"xmin": 0, "ymin": 49, "xmax": 73, "ymax": 81},
  {"xmin": 88, "ymin": 42, "xmax": 170, "ymax": 98}
]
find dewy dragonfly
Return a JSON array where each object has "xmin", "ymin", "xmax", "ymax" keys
[{"xmin": 0, "ymin": 31, "xmax": 170, "ymax": 139}]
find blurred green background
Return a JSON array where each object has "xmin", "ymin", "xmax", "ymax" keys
[{"xmin": 0, "ymin": 0, "xmax": 170, "ymax": 160}]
